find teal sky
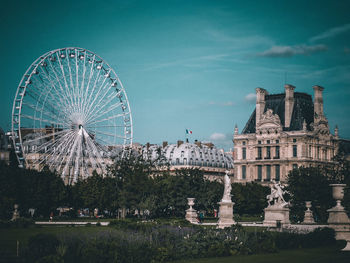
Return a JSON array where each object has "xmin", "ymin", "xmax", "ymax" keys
[{"xmin": 1, "ymin": 0, "xmax": 350, "ymax": 150}]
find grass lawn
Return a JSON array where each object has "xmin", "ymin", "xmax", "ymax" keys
[{"xmin": 173, "ymin": 247, "xmax": 350, "ymax": 263}]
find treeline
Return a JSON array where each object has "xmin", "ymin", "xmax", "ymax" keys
[{"xmin": 0, "ymin": 155, "xmax": 269, "ymax": 219}]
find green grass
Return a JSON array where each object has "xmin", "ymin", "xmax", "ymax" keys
[{"xmin": 173, "ymin": 247, "xmax": 350, "ymax": 263}]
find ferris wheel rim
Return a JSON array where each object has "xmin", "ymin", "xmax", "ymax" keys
[{"xmin": 11, "ymin": 47, "xmax": 133, "ymax": 181}]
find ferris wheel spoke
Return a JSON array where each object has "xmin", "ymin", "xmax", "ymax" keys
[
  {"xmin": 81, "ymin": 54, "xmax": 96, "ymax": 117},
  {"xmin": 25, "ymin": 86, "xmax": 68, "ymax": 122},
  {"xmin": 83, "ymin": 69, "xmax": 111, "ymax": 117},
  {"xmin": 85, "ymin": 88, "xmax": 123, "ymax": 123},
  {"xmin": 85, "ymin": 124, "xmax": 131, "ymax": 129},
  {"xmin": 22, "ymin": 129, "xmax": 69, "ymax": 145},
  {"xmin": 83, "ymin": 130, "xmax": 107, "ymax": 173},
  {"xmin": 87, "ymin": 112, "xmax": 129, "ymax": 125},
  {"xmin": 65, "ymin": 49, "xmax": 79, "ymax": 114},
  {"xmin": 38, "ymin": 62, "xmax": 74, "ymax": 111},
  {"xmin": 46, "ymin": 57, "xmax": 76, "ymax": 109},
  {"xmin": 86, "ymin": 100, "xmax": 123, "ymax": 124},
  {"xmin": 78, "ymin": 50, "xmax": 87, "ymax": 114},
  {"xmin": 56, "ymin": 52, "xmax": 77, "ymax": 111},
  {"xmin": 93, "ymin": 129, "xmax": 126, "ymax": 139},
  {"xmin": 82, "ymin": 63, "xmax": 104, "ymax": 117},
  {"xmin": 21, "ymin": 114, "xmax": 67, "ymax": 127}
]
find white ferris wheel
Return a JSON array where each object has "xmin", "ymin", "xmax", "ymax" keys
[{"xmin": 11, "ymin": 47, "xmax": 133, "ymax": 184}]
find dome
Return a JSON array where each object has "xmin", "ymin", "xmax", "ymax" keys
[{"xmin": 142, "ymin": 142, "xmax": 233, "ymax": 169}]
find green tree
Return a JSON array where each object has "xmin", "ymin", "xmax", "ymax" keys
[{"xmin": 287, "ymin": 167, "xmax": 333, "ymax": 223}]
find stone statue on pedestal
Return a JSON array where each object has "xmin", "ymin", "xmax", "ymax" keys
[
  {"xmin": 263, "ymin": 181, "xmax": 290, "ymax": 227},
  {"xmin": 217, "ymin": 171, "xmax": 235, "ymax": 228},
  {"xmin": 11, "ymin": 204, "xmax": 20, "ymax": 221}
]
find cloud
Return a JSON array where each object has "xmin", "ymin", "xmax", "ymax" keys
[
  {"xmin": 245, "ymin": 93, "xmax": 256, "ymax": 103},
  {"xmin": 257, "ymin": 44, "xmax": 327, "ymax": 58},
  {"xmin": 209, "ymin": 101, "xmax": 235, "ymax": 107},
  {"xmin": 310, "ymin": 24, "xmax": 350, "ymax": 42},
  {"xmin": 210, "ymin": 133, "xmax": 226, "ymax": 141}
]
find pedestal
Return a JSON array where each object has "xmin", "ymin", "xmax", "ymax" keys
[
  {"xmin": 263, "ymin": 206, "xmax": 290, "ymax": 227},
  {"xmin": 217, "ymin": 201, "xmax": 235, "ymax": 229},
  {"xmin": 327, "ymin": 184, "xmax": 350, "ymax": 251},
  {"xmin": 185, "ymin": 198, "xmax": 197, "ymax": 223},
  {"xmin": 185, "ymin": 208, "xmax": 197, "ymax": 223}
]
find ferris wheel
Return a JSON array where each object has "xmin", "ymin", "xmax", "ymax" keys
[{"xmin": 11, "ymin": 47, "xmax": 133, "ymax": 184}]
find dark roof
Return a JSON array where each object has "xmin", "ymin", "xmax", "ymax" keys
[{"xmin": 242, "ymin": 92, "xmax": 314, "ymax": 134}]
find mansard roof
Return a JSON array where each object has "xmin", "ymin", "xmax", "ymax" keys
[{"xmin": 242, "ymin": 92, "xmax": 314, "ymax": 134}]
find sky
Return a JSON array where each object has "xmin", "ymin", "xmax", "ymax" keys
[{"xmin": 1, "ymin": 0, "xmax": 350, "ymax": 150}]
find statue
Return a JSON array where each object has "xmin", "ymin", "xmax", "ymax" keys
[
  {"xmin": 266, "ymin": 181, "xmax": 288, "ymax": 207},
  {"xmin": 11, "ymin": 204, "xmax": 20, "ymax": 221},
  {"xmin": 221, "ymin": 171, "xmax": 232, "ymax": 202},
  {"xmin": 218, "ymin": 171, "xmax": 235, "ymax": 228}
]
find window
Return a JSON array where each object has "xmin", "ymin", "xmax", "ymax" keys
[
  {"xmin": 276, "ymin": 140, "xmax": 279, "ymax": 144},
  {"xmin": 293, "ymin": 145, "xmax": 297, "ymax": 157},
  {"xmin": 242, "ymin": 165, "xmax": 246, "ymax": 180},
  {"xmin": 267, "ymin": 140, "xmax": 270, "ymax": 144},
  {"xmin": 309, "ymin": 145, "xmax": 312, "ymax": 157},
  {"xmin": 243, "ymin": 141, "xmax": 246, "ymax": 146},
  {"xmin": 258, "ymin": 140, "xmax": 262, "ymax": 144},
  {"xmin": 183, "ymin": 158, "xmax": 187, "ymax": 165},
  {"xmin": 275, "ymin": 146, "xmax": 280, "ymax": 159},
  {"xmin": 257, "ymin": 147, "xmax": 262, "ymax": 159},
  {"xmin": 317, "ymin": 146, "xmax": 320, "ymax": 159},
  {"xmin": 266, "ymin": 146, "xmax": 271, "ymax": 159},
  {"xmin": 293, "ymin": 164, "xmax": 298, "ymax": 170},
  {"xmin": 275, "ymin": 165, "xmax": 280, "ymax": 181},
  {"xmin": 257, "ymin": 165, "xmax": 262, "ymax": 180},
  {"xmin": 176, "ymin": 158, "xmax": 180, "ymax": 165},
  {"xmin": 293, "ymin": 138, "xmax": 297, "ymax": 143},
  {"xmin": 266, "ymin": 165, "xmax": 271, "ymax": 181},
  {"xmin": 242, "ymin": 147, "xmax": 246, "ymax": 159}
]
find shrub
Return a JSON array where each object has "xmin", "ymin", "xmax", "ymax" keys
[{"xmin": 25, "ymin": 233, "xmax": 60, "ymax": 263}]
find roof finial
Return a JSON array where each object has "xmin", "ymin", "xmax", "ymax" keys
[
  {"xmin": 234, "ymin": 124, "xmax": 238, "ymax": 135},
  {"xmin": 335, "ymin": 125, "xmax": 339, "ymax": 137}
]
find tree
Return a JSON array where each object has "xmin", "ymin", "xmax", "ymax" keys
[{"xmin": 287, "ymin": 167, "xmax": 332, "ymax": 223}]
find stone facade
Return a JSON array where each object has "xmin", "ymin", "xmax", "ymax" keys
[{"xmin": 234, "ymin": 85, "xmax": 339, "ymax": 183}]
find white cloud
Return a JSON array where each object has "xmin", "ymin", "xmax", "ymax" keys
[
  {"xmin": 210, "ymin": 132, "xmax": 226, "ymax": 141},
  {"xmin": 257, "ymin": 44, "xmax": 327, "ymax": 58},
  {"xmin": 208, "ymin": 101, "xmax": 235, "ymax": 107},
  {"xmin": 245, "ymin": 93, "xmax": 256, "ymax": 103},
  {"xmin": 310, "ymin": 24, "xmax": 350, "ymax": 42}
]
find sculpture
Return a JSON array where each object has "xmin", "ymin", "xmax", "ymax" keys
[
  {"xmin": 266, "ymin": 181, "xmax": 288, "ymax": 207},
  {"xmin": 222, "ymin": 171, "xmax": 232, "ymax": 202}
]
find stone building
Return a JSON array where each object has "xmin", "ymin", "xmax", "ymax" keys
[
  {"xmin": 0, "ymin": 128, "xmax": 10, "ymax": 164},
  {"xmin": 233, "ymin": 85, "xmax": 339, "ymax": 183},
  {"xmin": 142, "ymin": 140, "xmax": 234, "ymax": 181}
]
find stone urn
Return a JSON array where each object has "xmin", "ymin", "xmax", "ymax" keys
[
  {"xmin": 330, "ymin": 184, "xmax": 346, "ymax": 205},
  {"xmin": 302, "ymin": 201, "xmax": 315, "ymax": 224},
  {"xmin": 187, "ymin": 198, "xmax": 195, "ymax": 210}
]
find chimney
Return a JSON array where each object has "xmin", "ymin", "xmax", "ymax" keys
[
  {"xmin": 177, "ymin": 140, "xmax": 184, "ymax": 147},
  {"xmin": 313, "ymin": 85, "xmax": 324, "ymax": 121},
  {"xmin": 234, "ymin": 124, "xmax": 238, "ymax": 135},
  {"xmin": 255, "ymin": 88, "xmax": 267, "ymax": 128},
  {"xmin": 162, "ymin": 141, "xmax": 168, "ymax": 148},
  {"xmin": 284, "ymin": 84, "xmax": 295, "ymax": 128}
]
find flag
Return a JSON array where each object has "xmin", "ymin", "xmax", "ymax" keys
[{"xmin": 186, "ymin": 129, "xmax": 192, "ymax": 134}]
